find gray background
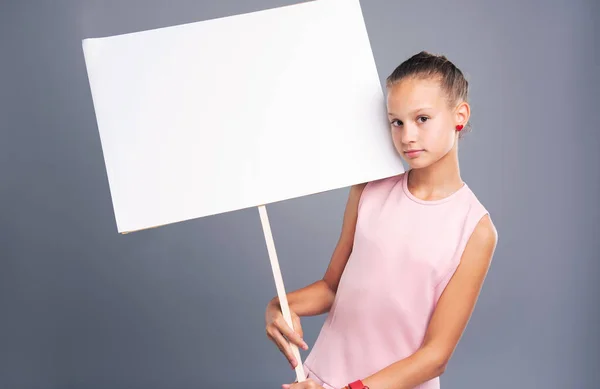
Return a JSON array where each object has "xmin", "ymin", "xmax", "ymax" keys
[{"xmin": 1, "ymin": 0, "xmax": 598, "ymax": 388}]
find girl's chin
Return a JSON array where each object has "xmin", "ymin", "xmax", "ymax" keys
[{"xmin": 402, "ymin": 155, "xmax": 429, "ymax": 169}]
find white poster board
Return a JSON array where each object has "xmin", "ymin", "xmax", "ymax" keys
[
  {"xmin": 82, "ymin": 0, "xmax": 404, "ymax": 234},
  {"xmin": 82, "ymin": 0, "xmax": 405, "ymax": 381}
]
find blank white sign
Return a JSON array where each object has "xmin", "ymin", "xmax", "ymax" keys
[{"xmin": 82, "ymin": 0, "xmax": 405, "ymax": 233}]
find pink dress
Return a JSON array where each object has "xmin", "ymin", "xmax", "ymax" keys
[{"xmin": 303, "ymin": 171, "xmax": 489, "ymax": 389}]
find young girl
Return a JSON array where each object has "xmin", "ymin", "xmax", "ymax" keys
[{"xmin": 265, "ymin": 51, "xmax": 498, "ymax": 389}]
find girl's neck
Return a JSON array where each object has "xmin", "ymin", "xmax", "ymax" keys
[{"xmin": 406, "ymin": 150, "xmax": 463, "ymax": 201}]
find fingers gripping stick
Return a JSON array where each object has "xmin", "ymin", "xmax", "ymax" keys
[{"xmin": 258, "ymin": 205, "xmax": 306, "ymax": 382}]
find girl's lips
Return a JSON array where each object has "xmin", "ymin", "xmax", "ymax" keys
[{"xmin": 404, "ymin": 149, "xmax": 424, "ymax": 158}]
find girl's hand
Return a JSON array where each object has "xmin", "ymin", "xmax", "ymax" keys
[
  {"xmin": 265, "ymin": 299, "xmax": 309, "ymax": 369},
  {"xmin": 282, "ymin": 378, "xmax": 326, "ymax": 389}
]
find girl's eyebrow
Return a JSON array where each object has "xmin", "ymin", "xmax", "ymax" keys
[{"xmin": 387, "ymin": 106, "xmax": 434, "ymax": 117}]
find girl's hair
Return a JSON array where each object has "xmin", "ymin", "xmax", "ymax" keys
[{"xmin": 386, "ymin": 51, "xmax": 472, "ymax": 136}]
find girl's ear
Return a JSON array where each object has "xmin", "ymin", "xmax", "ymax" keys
[{"xmin": 455, "ymin": 101, "xmax": 470, "ymax": 127}]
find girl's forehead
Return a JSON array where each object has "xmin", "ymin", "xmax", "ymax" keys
[{"xmin": 387, "ymin": 79, "xmax": 445, "ymax": 111}]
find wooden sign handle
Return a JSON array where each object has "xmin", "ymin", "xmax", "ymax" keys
[{"xmin": 258, "ymin": 205, "xmax": 306, "ymax": 382}]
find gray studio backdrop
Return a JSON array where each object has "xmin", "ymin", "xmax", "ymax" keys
[{"xmin": 1, "ymin": 0, "xmax": 598, "ymax": 388}]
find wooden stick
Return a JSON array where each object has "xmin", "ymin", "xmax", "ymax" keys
[{"xmin": 258, "ymin": 204, "xmax": 306, "ymax": 382}]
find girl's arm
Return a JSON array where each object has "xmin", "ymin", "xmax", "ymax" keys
[{"xmin": 358, "ymin": 214, "xmax": 498, "ymax": 389}]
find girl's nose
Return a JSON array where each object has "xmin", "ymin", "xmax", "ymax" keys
[{"xmin": 401, "ymin": 125, "xmax": 418, "ymax": 144}]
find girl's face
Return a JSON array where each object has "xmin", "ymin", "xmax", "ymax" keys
[{"xmin": 386, "ymin": 77, "xmax": 466, "ymax": 169}]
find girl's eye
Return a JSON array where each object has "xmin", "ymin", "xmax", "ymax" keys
[
  {"xmin": 391, "ymin": 120, "xmax": 402, "ymax": 127},
  {"xmin": 417, "ymin": 116, "xmax": 429, "ymax": 123}
]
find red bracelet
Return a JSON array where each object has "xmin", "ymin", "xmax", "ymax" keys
[{"xmin": 347, "ymin": 380, "xmax": 369, "ymax": 389}]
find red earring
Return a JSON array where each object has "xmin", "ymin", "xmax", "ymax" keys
[{"xmin": 456, "ymin": 124, "xmax": 464, "ymax": 131}]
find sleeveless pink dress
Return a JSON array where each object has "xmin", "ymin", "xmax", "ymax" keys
[{"xmin": 303, "ymin": 171, "xmax": 489, "ymax": 389}]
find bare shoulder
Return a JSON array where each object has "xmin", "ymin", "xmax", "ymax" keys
[
  {"xmin": 474, "ymin": 213, "xmax": 497, "ymax": 240},
  {"xmin": 468, "ymin": 213, "xmax": 498, "ymax": 257},
  {"xmin": 463, "ymin": 185, "xmax": 498, "ymax": 259},
  {"xmin": 340, "ymin": 182, "xmax": 369, "ymax": 243},
  {"xmin": 350, "ymin": 181, "xmax": 368, "ymax": 194},
  {"xmin": 453, "ymin": 212, "xmax": 498, "ymax": 280}
]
